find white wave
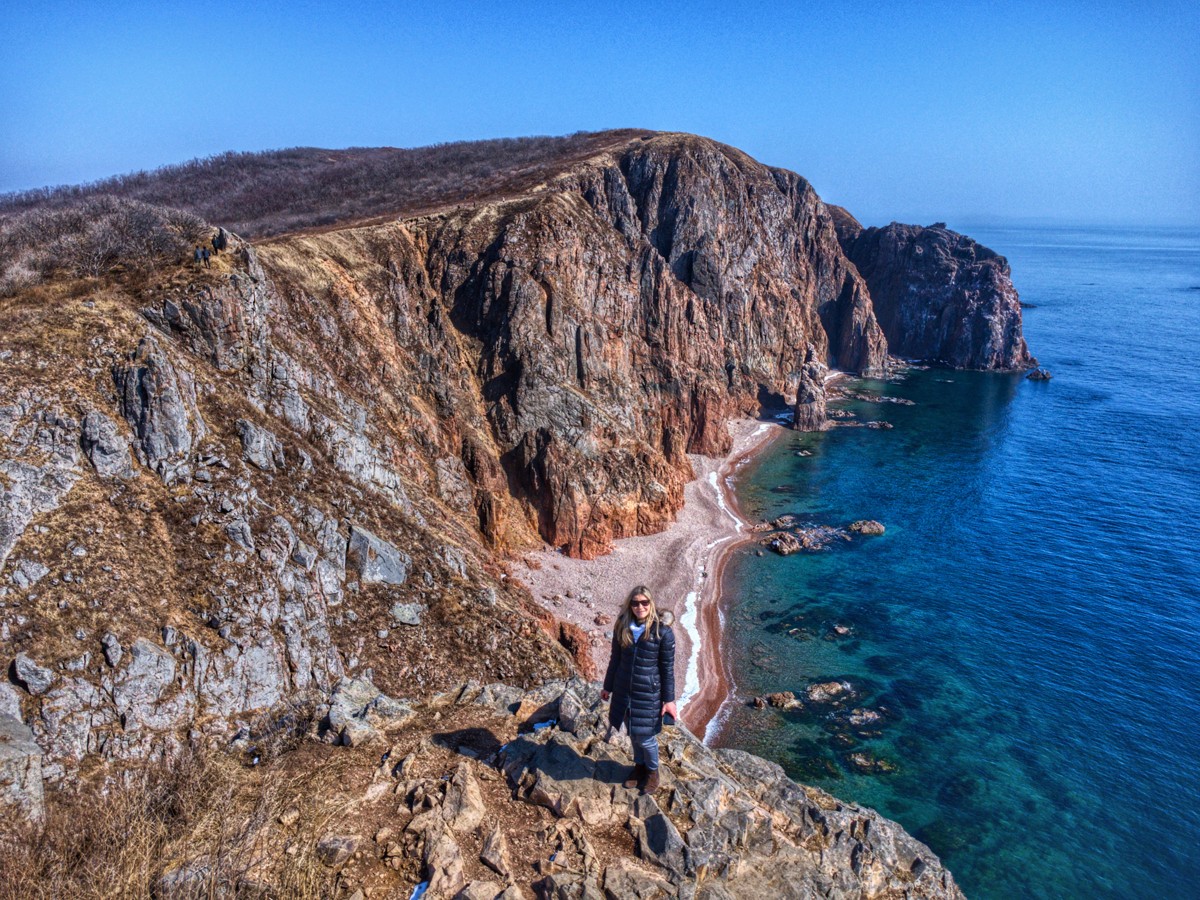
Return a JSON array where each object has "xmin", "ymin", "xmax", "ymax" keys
[
  {"xmin": 708, "ymin": 471, "xmax": 741, "ymax": 528},
  {"xmin": 679, "ymin": 589, "xmax": 701, "ymax": 707}
]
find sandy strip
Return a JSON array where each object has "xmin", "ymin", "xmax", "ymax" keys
[{"xmin": 511, "ymin": 417, "xmax": 787, "ymax": 742}]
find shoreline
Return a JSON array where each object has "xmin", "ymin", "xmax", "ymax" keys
[{"xmin": 512, "ymin": 417, "xmax": 787, "ymax": 742}]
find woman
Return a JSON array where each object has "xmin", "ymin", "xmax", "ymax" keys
[{"xmin": 600, "ymin": 585, "xmax": 677, "ymax": 794}]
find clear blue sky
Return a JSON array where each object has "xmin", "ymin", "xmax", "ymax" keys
[{"xmin": 2, "ymin": 0, "xmax": 1197, "ymax": 226}]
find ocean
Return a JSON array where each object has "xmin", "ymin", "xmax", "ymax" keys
[{"xmin": 712, "ymin": 225, "xmax": 1200, "ymax": 899}]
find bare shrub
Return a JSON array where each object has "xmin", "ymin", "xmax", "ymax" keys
[
  {"xmin": 0, "ymin": 196, "xmax": 210, "ymax": 292},
  {"xmin": 0, "ymin": 129, "xmax": 652, "ymax": 239}
]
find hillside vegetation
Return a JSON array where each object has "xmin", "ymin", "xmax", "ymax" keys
[{"xmin": 0, "ymin": 130, "xmax": 652, "ymax": 238}]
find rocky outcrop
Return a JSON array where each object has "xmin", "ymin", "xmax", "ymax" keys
[
  {"xmin": 833, "ymin": 208, "xmax": 1034, "ymax": 370},
  {"xmin": 332, "ymin": 134, "xmax": 895, "ymax": 556},
  {"xmin": 106, "ymin": 678, "xmax": 962, "ymax": 899},
  {"xmin": 113, "ymin": 335, "xmax": 207, "ymax": 479},
  {"xmin": 0, "ymin": 714, "xmax": 44, "ymax": 823}
]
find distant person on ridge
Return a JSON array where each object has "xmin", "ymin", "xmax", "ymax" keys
[
  {"xmin": 600, "ymin": 585, "xmax": 677, "ymax": 794},
  {"xmin": 201, "ymin": 247, "xmax": 211, "ymax": 268},
  {"xmin": 193, "ymin": 246, "xmax": 203, "ymax": 268}
]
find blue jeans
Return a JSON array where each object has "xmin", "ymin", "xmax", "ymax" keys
[{"xmin": 632, "ymin": 732, "xmax": 659, "ymax": 771}]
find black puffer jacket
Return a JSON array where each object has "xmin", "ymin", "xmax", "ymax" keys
[{"xmin": 603, "ymin": 616, "xmax": 676, "ymax": 739}]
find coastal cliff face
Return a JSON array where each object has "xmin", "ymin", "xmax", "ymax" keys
[
  {"xmin": 1, "ymin": 130, "xmax": 1029, "ymax": 894},
  {"xmin": 831, "ymin": 207, "xmax": 1034, "ymax": 370},
  {"xmin": 405, "ymin": 134, "xmax": 888, "ymax": 557}
]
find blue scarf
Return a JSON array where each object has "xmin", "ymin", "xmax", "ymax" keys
[{"xmin": 630, "ymin": 622, "xmax": 647, "ymax": 643}]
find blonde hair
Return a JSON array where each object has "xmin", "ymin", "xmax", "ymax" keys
[{"xmin": 615, "ymin": 585, "xmax": 660, "ymax": 647}]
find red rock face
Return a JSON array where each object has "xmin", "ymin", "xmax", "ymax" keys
[
  {"xmin": 246, "ymin": 135, "xmax": 1030, "ymax": 558},
  {"xmin": 389, "ymin": 135, "xmax": 893, "ymax": 554}
]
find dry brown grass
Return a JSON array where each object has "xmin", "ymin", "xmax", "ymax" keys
[{"xmin": 0, "ymin": 750, "xmax": 334, "ymax": 900}]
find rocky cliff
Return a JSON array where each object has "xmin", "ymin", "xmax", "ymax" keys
[
  {"xmin": 0, "ymin": 130, "xmax": 1031, "ymax": 895},
  {"xmin": 830, "ymin": 207, "xmax": 1034, "ymax": 370},
  {"xmin": 4, "ymin": 677, "xmax": 965, "ymax": 899}
]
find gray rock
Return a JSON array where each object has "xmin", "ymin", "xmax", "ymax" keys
[
  {"xmin": 236, "ymin": 419, "xmax": 285, "ymax": 471},
  {"xmin": 601, "ymin": 857, "xmax": 672, "ymax": 899},
  {"xmin": 442, "ymin": 545, "xmax": 469, "ymax": 579},
  {"xmin": 0, "ymin": 403, "xmax": 81, "ymax": 571},
  {"xmin": 424, "ymin": 821, "xmax": 466, "ymax": 897},
  {"xmin": 80, "ymin": 410, "xmax": 134, "ymax": 478},
  {"xmin": 0, "ymin": 713, "xmax": 43, "ymax": 822},
  {"xmin": 390, "ymin": 602, "xmax": 425, "ymax": 627},
  {"xmin": 435, "ymin": 456, "xmax": 474, "ymax": 512},
  {"xmin": 224, "ymin": 517, "xmax": 255, "ymax": 552},
  {"xmin": 113, "ymin": 638, "xmax": 193, "ymax": 732},
  {"xmin": 316, "ymin": 832, "xmax": 362, "ymax": 867},
  {"xmin": 0, "ymin": 682, "xmax": 21, "ymax": 720},
  {"xmin": 291, "ymin": 539, "xmax": 318, "ymax": 570},
  {"xmin": 325, "ymin": 677, "xmax": 414, "ymax": 746},
  {"xmin": 346, "ymin": 524, "xmax": 410, "ymax": 587},
  {"xmin": 12, "ymin": 653, "xmax": 55, "ymax": 695},
  {"xmin": 629, "ymin": 793, "xmax": 687, "ymax": 878},
  {"xmin": 10, "ymin": 559, "xmax": 49, "ymax": 589},
  {"xmin": 100, "ymin": 633, "xmax": 122, "ymax": 667},
  {"xmin": 113, "ymin": 336, "xmax": 206, "ymax": 476}
]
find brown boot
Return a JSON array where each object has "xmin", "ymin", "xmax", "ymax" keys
[
  {"xmin": 623, "ymin": 764, "xmax": 646, "ymax": 789},
  {"xmin": 640, "ymin": 767, "xmax": 660, "ymax": 794}
]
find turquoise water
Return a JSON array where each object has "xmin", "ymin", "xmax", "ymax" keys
[{"xmin": 713, "ymin": 226, "xmax": 1200, "ymax": 899}]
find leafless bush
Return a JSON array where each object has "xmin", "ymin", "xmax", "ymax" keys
[
  {"xmin": 245, "ymin": 693, "xmax": 321, "ymax": 762},
  {"xmin": 0, "ymin": 129, "xmax": 651, "ymax": 239},
  {"xmin": 0, "ymin": 196, "xmax": 209, "ymax": 292}
]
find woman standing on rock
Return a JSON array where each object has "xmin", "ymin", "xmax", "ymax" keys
[{"xmin": 600, "ymin": 585, "xmax": 677, "ymax": 794}]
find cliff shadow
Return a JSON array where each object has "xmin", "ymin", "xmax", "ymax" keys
[
  {"xmin": 432, "ymin": 726, "xmax": 505, "ymax": 760},
  {"xmin": 757, "ymin": 384, "xmax": 793, "ymax": 423}
]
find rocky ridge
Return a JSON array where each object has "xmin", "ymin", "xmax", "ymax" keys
[{"xmin": 130, "ymin": 678, "xmax": 963, "ymax": 899}]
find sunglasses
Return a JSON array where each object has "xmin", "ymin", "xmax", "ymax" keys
[{"xmin": 631, "ymin": 599, "xmax": 651, "ymax": 607}]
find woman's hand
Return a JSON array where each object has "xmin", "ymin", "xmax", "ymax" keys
[
  {"xmin": 601, "ymin": 690, "xmax": 610, "ymax": 701},
  {"xmin": 662, "ymin": 701, "xmax": 678, "ymax": 720}
]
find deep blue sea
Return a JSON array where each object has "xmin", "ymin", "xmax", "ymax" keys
[{"xmin": 713, "ymin": 225, "xmax": 1200, "ymax": 899}]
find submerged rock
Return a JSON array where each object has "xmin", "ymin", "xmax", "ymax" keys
[{"xmin": 849, "ymin": 519, "xmax": 886, "ymax": 535}]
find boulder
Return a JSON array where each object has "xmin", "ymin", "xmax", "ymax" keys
[
  {"xmin": 346, "ymin": 525, "xmax": 411, "ymax": 587},
  {"xmin": 442, "ymin": 761, "xmax": 486, "ymax": 832},
  {"xmin": 325, "ymin": 677, "xmax": 414, "ymax": 746},
  {"xmin": 390, "ymin": 602, "xmax": 425, "ymax": 627},
  {"xmin": 10, "ymin": 559, "xmax": 49, "ymax": 589},
  {"xmin": 236, "ymin": 419, "xmax": 285, "ymax": 471},
  {"xmin": 849, "ymin": 519, "xmax": 886, "ymax": 535},
  {"xmin": 316, "ymin": 832, "xmax": 362, "ymax": 867},
  {"xmin": 113, "ymin": 336, "xmax": 206, "ymax": 476},
  {"xmin": 480, "ymin": 822, "xmax": 513, "ymax": 877},
  {"xmin": 12, "ymin": 653, "xmax": 55, "ymax": 695},
  {"xmin": 80, "ymin": 410, "xmax": 133, "ymax": 478},
  {"xmin": 806, "ymin": 680, "xmax": 856, "ymax": 704}
]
